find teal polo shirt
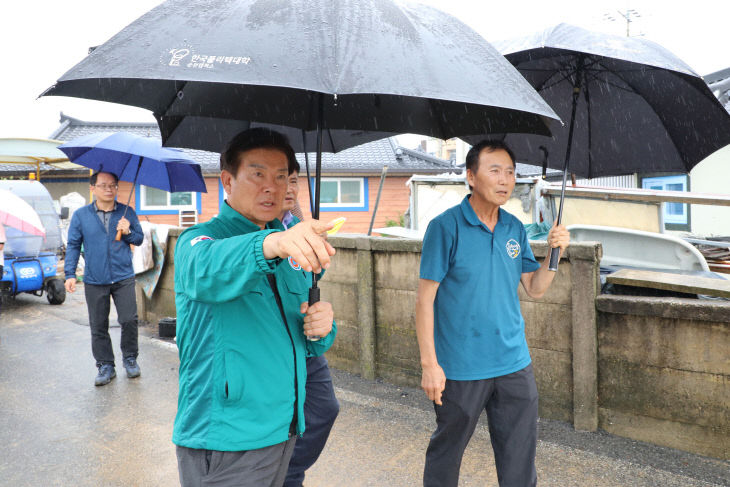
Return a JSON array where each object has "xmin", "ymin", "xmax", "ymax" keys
[{"xmin": 420, "ymin": 195, "xmax": 540, "ymax": 380}]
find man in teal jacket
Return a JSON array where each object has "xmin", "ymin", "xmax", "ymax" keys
[{"xmin": 174, "ymin": 128, "xmax": 337, "ymax": 487}]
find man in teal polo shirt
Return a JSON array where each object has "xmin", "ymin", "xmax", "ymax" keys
[
  {"xmin": 416, "ymin": 140, "xmax": 570, "ymax": 487},
  {"xmin": 173, "ymin": 128, "xmax": 338, "ymax": 487}
]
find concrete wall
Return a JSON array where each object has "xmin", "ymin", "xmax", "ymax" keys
[
  {"xmin": 596, "ymin": 296, "xmax": 729, "ymax": 459},
  {"xmin": 137, "ymin": 231, "xmax": 729, "ymax": 459},
  {"xmin": 558, "ymin": 197, "xmax": 662, "ymax": 232},
  {"xmin": 413, "ymin": 181, "xmax": 663, "ymax": 233}
]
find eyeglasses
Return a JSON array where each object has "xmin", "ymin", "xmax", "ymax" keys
[{"xmin": 95, "ymin": 184, "xmax": 118, "ymax": 190}]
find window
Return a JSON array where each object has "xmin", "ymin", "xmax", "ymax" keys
[
  {"xmin": 641, "ymin": 174, "xmax": 689, "ymax": 230},
  {"xmin": 314, "ymin": 177, "xmax": 369, "ymax": 211},
  {"xmin": 136, "ymin": 185, "xmax": 201, "ymax": 215}
]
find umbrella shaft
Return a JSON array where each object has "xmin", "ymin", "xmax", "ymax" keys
[
  {"xmin": 313, "ymin": 95, "xmax": 324, "ymax": 220},
  {"xmin": 550, "ymin": 65, "xmax": 584, "ymax": 271},
  {"xmin": 556, "ymin": 63, "xmax": 584, "ymax": 225},
  {"xmin": 311, "ymin": 94, "xmax": 325, "ymax": 297}
]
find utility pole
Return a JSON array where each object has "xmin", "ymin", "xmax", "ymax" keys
[{"xmin": 603, "ymin": 8, "xmax": 641, "ymax": 37}]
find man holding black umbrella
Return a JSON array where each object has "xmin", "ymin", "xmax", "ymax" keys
[
  {"xmin": 277, "ymin": 161, "xmax": 340, "ymax": 487},
  {"xmin": 416, "ymin": 141, "xmax": 569, "ymax": 487},
  {"xmin": 173, "ymin": 128, "xmax": 337, "ymax": 487},
  {"xmin": 64, "ymin": 171, "xmax": 144, "ymax": 386}
]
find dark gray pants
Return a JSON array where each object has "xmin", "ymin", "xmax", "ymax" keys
[
  {"xmin": 424, "ymin": 364, "xmax": 538, "ymax": 487},
  {"xmin": 84, "ymin": 277, "xmax": 138, "ymax": 367},
  {"xmin": 176, "ymin": 437, "xmax": 297, "ymax": 487}
]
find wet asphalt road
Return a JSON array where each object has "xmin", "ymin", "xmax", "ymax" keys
[{"xmin": 0, "ymin": 286, "xmax": 727, "ymax": 486}]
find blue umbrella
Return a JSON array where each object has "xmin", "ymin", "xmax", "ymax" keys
[
  {"xmin": 59, "ymin": 131, "xmax": 207, "ymax": 239},
  {"xmin": 58, "ymin": 132, "xmax": 207, "ymax": 193}
]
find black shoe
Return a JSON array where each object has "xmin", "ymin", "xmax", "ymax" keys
[
  {"xmin": 123, "ymin": 356, "xmax": 141, "ymax": 379},
  {"xmin": 95, "ymin": 364, "xmax": 116, "ymax": 386}
]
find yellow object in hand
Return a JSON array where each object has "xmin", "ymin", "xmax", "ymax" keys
[{"xmin": 327, "ymin": 217, "xmax": 346, "ymax": 235}]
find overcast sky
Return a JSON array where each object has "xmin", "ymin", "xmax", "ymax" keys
[{"xmin": 1, "ymin": 0, "xmax": 728, "ymax": 143}]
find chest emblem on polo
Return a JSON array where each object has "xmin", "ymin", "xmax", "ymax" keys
[
  {"xmin": 288, "ymin": 256, "xmax": 302, "ymax": 271},
  {"xmin": 190, "ymin": 235, "xmax": 214, "ymax": 246},
  {"xmin": 506, "ymin": 239, "xmax": 520, "ymax": 259}
]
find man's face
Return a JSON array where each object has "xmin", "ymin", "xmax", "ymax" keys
[
  {"xmin": 91, "ymin": 172, "xmax": 118, "ymax": 204},
  {"xmin": 466, "ymin": 148, "xmax": 516, "ymax": 207},
  {"xmin": 282, "ymin": 173, "xmax": 300, "ymax": 213},
  {"xmin": 222, "ymin": 147, "xmax": 289, "ymax": 228}
]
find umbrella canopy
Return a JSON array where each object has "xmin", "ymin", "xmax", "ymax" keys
[
  {"xmin": 469, "ymin": 23, "xmax": 730, "ymax": 270},
  {"xmin": 42, "ymin": 0, "xmax": 561, "ymax": 298},
  {"xmin": 0, "ymin": 138, "xmax": 83, "ymax": 178},
  {"xmin": 0, "ymin": 188, "xmax": 45, "ymax": 236},
  {"xmin": 483, "ymin": 23, "xmax": 730, "ymax": 178},
  {"xmin": 58, "ymin": 132, "xmax": 207, "ymax": 193},
  {"xmin": 42, "ymin": 0, "xmax": 559, "ymax": 155}
]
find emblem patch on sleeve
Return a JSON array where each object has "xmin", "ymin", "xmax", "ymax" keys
[
  {"xmin": 506, "ymin": 239, "xmax": 521, "ymax": 259},
  {"xmin": 190, "ymin": 235, "xmax": 214, "ymax": 246},
  {"xmin": 288, "ymin": 256, "xmax": 302, "ymax": 271}
]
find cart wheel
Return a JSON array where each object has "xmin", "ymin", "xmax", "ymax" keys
[{"xmin": 46, "ymin": 278, "xmax": 66, "ymax": 305}]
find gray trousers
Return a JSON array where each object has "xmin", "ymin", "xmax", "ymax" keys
[
  {"xmin": 424, "ymin": 364, "xmax": 538, "ymax": 487},
  {"xmin": 177, "ymin": 437, "xmax": 297, "ymax": 487},
  {"xmin": 83, "ymin": 277, "xmax": 138, "ymax": 367}
]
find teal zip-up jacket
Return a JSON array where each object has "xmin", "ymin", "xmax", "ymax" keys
[{"xmin": 172, "ymin": 202, "xmax": 336, "ymax": 451}]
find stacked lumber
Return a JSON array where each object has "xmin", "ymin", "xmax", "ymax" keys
[{"xmin": 695, "ymin": 240, "xmax": 730, "ymax": 275}]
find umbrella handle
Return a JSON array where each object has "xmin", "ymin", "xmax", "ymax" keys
[
  {"xmin": 548, "ymin": 246, "xmax": 560, "ymax": 271},
  {"xmin": 308, "ymin": 286, "xmax": 320, "ymax": 306},
  {"xmin": 306, "ymin": 285, "xmax": 321, "ymax": 341}
]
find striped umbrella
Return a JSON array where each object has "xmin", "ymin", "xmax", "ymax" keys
[{"xmin": 0, "ymin": 188, "xmax": 45, "ymax": 236}]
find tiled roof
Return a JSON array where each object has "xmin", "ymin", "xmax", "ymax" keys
[
  {"xmin": 47, "ymin": 113, "xmax": 456, "ymax": 177},
  {"xmin": 453, "ymin": 159, "xmax": 562, "ymax": 179},
  {"xmin": 0, "ymin": 161, "xmax": 59, "ymax": 172},
  {"xmin": 515, "ymin": 162, "xmax": 563, "ymax": 178}
]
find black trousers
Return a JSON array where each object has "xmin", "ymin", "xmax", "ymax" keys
[
  {"xmin": 84, "ymin": 277, "xmax": 138, "ymax": 367},
  {"xmin": 424, "ymin": 364, "xmax": 538, "ymax": 487}
]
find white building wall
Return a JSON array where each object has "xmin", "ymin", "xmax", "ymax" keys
[{"xmin": 689, "ymin": 145, "xmax": 730, "ymax": 237}]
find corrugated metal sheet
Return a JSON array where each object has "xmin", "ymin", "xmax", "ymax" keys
[{"xmin": 574, "ymin": 174, "xmax": 637, "ymax": 188}]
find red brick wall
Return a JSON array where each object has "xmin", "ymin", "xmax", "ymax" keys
[{"xmin": 297, "ymin": 175, "xmax": 411, "ymax": 234}]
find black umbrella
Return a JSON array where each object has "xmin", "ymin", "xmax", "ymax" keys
[
  {"xmin": 41, "ymin": 0, "xmax": 560, "ymax": 300},
  {"xmin": 469, "ymin": 23, "xmax": 730, "ymax": 270}
]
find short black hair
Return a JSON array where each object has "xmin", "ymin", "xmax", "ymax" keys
[
  {"xmin": 464, "ymin": 140, "xmax": 516, "ymax": 191},
  {"xmin": 90, "ymin": 171, "xmax": 119, "ymax": 186},
  {"xmin": 220, "ymin": 128, "xmax": 298, "ymax": 176},
  {"xmin": 289, "ymin": 155, "xmax": 300, "ymax": 176}
]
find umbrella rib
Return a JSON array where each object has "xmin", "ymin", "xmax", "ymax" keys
[
  {"xmin": 325, "ymin": 127, "xmax": 336, "ymax": 153},
  {"xmin": 157, "ymin": 81, "xmax": 188, "ymax": 120},
  {"xmin": 534, "ymin": 56, "xmax": 599, "ymax": 93},
  {"xmin": 533, "ymin": 58, "xmax": 579, "ymax": 92},
  {"xmin": 591, "ymin": 58, "xmax": 688, "ymax": 167}
]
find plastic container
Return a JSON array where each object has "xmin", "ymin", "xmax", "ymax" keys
[{"xmin": 158, "ymin": 317, "xmax": 176, "ymax": 338}]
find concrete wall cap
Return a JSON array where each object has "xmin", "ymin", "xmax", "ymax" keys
[
  {"xmin": 597, "ymin": 295, "xmax": 730, "ymax": 322},
  {"xmin": 531, "ymin": 241, "xmax": 602, "ymax": 261}
]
